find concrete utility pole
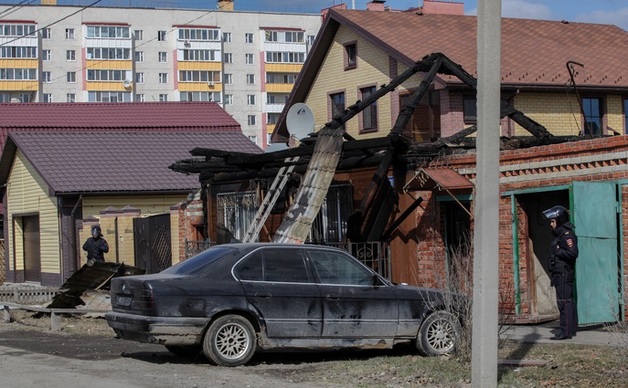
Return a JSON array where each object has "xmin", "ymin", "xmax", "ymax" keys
[{"xmin": 472, "ymin": 0, "xmax": 501, "ymax": 386}]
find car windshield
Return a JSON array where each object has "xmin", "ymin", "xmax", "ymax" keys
[{"xmin": 161, "ymin": 246, "xmax": 235, "ymax": 275}]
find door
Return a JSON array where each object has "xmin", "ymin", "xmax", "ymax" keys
[
  {"xmin": 309, "ymin": 249, "xmax": 398, "ymax": 338},
  {"xmin": 236, "ymin": 246, "xmax": 322, "ymax": 338},
  {"xmin": 571, "ymin": 181, "xmax": 621, "ymax": 324},
  {"xmin": 22, "ymin": 215, "xmax": 41, "ymax": 282},
  {"xmin": 133, "ymin": 214, "xmax": 171, "ymax": 274}
]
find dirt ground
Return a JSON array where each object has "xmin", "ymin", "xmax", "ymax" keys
[{"xmin": 0, "ymin": 307, "xmax": 409, "ymax": 388}]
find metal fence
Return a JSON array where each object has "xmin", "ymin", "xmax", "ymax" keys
[{"xmin": 184, "ymin": 240, "xmax": 391, "ymax": 280}]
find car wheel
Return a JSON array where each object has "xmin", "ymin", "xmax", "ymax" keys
[
  {"xmin": 415, "ymin": 311, "xmax": 461, "ymax": 357},
  {"xmin": 203, "ymin": 315, "xmax": 256, "ymax": 366},
  {"xmin": 165, "ymin": 344, "xmax": 201, "ymax": 357}
]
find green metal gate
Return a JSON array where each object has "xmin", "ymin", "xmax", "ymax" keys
[{"xmin": 571, "ymin": 181, "xmax": 621, "ymax": 324}]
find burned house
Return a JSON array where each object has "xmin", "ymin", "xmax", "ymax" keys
[{"xmin": 171, "ymin": 7, "xmax": 628, "ymax": 324}]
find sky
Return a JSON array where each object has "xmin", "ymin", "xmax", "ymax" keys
[
  {"xmin": 231, "ymin": 0, "xmax": 628, "ymax": 30},
  {"xmin": 1, "ymin": 1, "xmax": 626, "ymax": 30}
]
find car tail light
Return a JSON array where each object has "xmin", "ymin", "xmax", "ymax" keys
[{"xmin": 138, "ymin": 285, "xmax": 155, "ymax": 309}]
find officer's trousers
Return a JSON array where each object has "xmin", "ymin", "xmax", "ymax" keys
[{"xmin": 554, "ymin": 274, "xmax": 578, "ymax": 337}]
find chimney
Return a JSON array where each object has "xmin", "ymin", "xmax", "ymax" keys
[
  {"xmin": 420, "ymin": 0, "xmax": 464, "ymax": 15},
  {"xmin": 367, "ymin": 1, "xmax": 387, "ymax": 12},
  {"xmin": 217, "ymin": 0, "xmax": 234, "ymax": 11},
  {"xmin": 321, "ymin": 3, "xmax": 348, "ymax": 19}
]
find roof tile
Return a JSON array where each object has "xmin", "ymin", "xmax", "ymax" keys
[{"xmin": 6, "ymin": 130, "xmax": 262, "ymax": 194}]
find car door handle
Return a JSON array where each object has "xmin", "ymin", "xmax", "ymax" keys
[
  {"xmin": 326, "ymin": 295, "xmax": 340, "ymax": 300},
  {"xmin": 255, "ymin": 292, "xmax": 271, "ymax": 298}
]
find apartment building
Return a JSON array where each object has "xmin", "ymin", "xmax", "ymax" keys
[{"xmin": 0, "ymin": 0, "xmax": 322, "ymax": 148}]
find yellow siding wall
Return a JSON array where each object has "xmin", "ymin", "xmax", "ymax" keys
[
  {"xmin": 513, "ymin": 92, "xmax": 626, "ymax": 136},
  {"xmin": 81, "ymin": 195, "xmax": 186, "ymax": 265},
  {"xmin": 305, "ymin": 26, "xmax": 420, "ymax": 139},
  {"xmin": 170, "ymin": 209, "xmax": 181, "ymax": 265},
  {"xmin": 82, "ymin": 195, "xmax": 186, "ymax": 219},
  {"xmin": 7, "ymin": 150, "xmax": 60, "ymax": 273},
  {"xmin": 607, "ymin": 95, "xmax": 624, "ymax": 132}
]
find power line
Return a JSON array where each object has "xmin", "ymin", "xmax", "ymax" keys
[
  {"xmin": 0, "ymin": 0, "xmax": 36, "ymax": 19},
  {"xmin": 0, "ymin": 0, "xmax": 102, "ymax": 47}
]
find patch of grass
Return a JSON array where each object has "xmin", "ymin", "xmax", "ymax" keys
[{"xmin": 277, "ymin": 341, "xmax": 626, "ymax": 387}]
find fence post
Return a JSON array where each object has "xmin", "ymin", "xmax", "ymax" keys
[
  {"xmin": 1, "ymin": 305, "xmax": 10, "ymax": 323},
  {"xmin": 51, "ymin": 310, "xmax": 62, "ymax": 332}
]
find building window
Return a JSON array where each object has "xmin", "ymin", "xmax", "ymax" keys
[
  {"xmin": 245, "ymin": 53, "xmax": 254, "ymax": 64},
  {"xmin": 159, "ymin": 94, "xmax": 168, "ymax": 101},
  {"xmin": 135, "ymin": 94, "xmax": 145, "ymax": 102},
  {"xmin": 158, "ymin": 51, "xmax": 167, "ymax": 62},
  {"xmin": 135, "ymin": 51, "xmax": 144, "ymax": 62},
  {"xmin": 223, "ymin": 53, "xmax": 232, "ymax": 63},
  {"xmin": 42, "ymin": 71, "xmax": 51, "ymax": 83},
  {"xmin": 42, "ymin": 93, "xmax": 53, "ymax": 102},
  {"xmin": 582, "ymin": 97, "xmax": 603, "ymax": 135},
  {"xmin": 463, "ymin": 95, "xmax": 477, "ymax": 123},
  {"xmin": 307, "ymin": 35, "xmax": 315, "ymax": 46},
  {"xmin": 180, "ymin": 91, "xmax": 221, "ymax": 102},
  {"xmin": 246, "ymin": 74, "xmax": 255, "ymax": 84},
  {"xmin": 247, "ymin": 94, "xmax": 256, "ymax": 105},
  {"xmin": 344, "ymin": 42, "xmax": 357, "ymax": 70},
  {"xmin": 247, "ymin": 115, "xmax": 256, "ymax": 125},
  {"xmin": 88, "ymin": 91, "xmax": 132, "ymax": 102},
  {"xmin": 158, "ymin": 30, "xmax": 166, "ymax": 41},
  {"xmin": 329, "ymin": 92, "xmax": 345, "ymax": 119},
  {"xmin": 216, "ymin": 191, "xmax": 258, "ymax": 241},
  {"xmin": 65, "ymin": 28, "xmax": 75, "ymax": 39},
  {"xmin": 135, "ymin": 72, "xmax": 144, "ymax": 83},
  {"xmin": 42, "ymin": 50, "xmax": 51, "ymax": 61},
  {"xmin": 159, "ymin": 73, "xmax": 168, "ymax": 83},
  {"xmin": 86, "ymin": 26, "xmax": 130, "ymax": 38},
  {"xmin": 245, "ymin": 33, "xmax": 254, "ymax": 43},
  {"xmin": 42, "ymin": 28, "xmax": 51, "ymax": 39},
  {"xmin": 224, "ymin": 94, "xmax": 233, "ymax": 105},
  {"xmin": 224, "ymin": 73, "xmax": 232, "ymax": 85},
  {"xmin": 222, "ymin": 32, "xmax": 231, "ymax": 43},
  {"xmin": 360, "ymin": 86, "xmax": 378, "ymax": 131},
  {"xmin": 134, "ymin": 30, "xmax": 143, "ymax": 40},
  {"xmin": 66, "ymin": 50, "xmax": 75, "ymax": 61},
  {"xmin": 66, "ymin": 93, "xmax": 76, "ymax": 102},
  {"xmin": 249, "ymin": 135, "xmax": 258, "ymax": 145},
  {"xmin": 67, "ymin": 72, "xmax": 76, "ymax": 83}
]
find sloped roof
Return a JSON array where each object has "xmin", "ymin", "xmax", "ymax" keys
[
  {"xmin": 0, "ymin": 101, "xmax": 240, "ymax": 129},
  {"xmin": 273, "ymin": 9, "xmax": 628, "ymax": 141},
  {"xmin": 0, "ymin": 130, "xmax": 262, "ymax": 195},
  {"xmin": 0, "ymin": 101, "xmax": 242, "ymax": 152},
  {"xmin": 329, "ymin": 10, "xmax": 628, "ymax": 87}
]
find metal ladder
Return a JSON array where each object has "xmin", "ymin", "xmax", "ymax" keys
[{"xmin": 242, "ymin": 156, "xmax": 299, "ymax": 243}]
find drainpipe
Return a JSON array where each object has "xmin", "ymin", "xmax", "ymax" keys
[{"xmin": 511, "ymin": 194, "xmax": 521, "ymax": 316}]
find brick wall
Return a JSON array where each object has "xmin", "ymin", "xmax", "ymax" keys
[{"xmin": 409, "ymin": 136, "xmax": 628, "ymax": 321}]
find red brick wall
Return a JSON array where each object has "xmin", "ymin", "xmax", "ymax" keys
[{"xmin": 409, "ymin": 136, "xmax": 628, "ymax": 321}]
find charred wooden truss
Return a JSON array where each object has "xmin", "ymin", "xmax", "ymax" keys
[{"xmin": 170, "ymin": 52, "xmax": 586, "ymax": 243}]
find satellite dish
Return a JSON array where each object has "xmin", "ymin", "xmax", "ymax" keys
[{"xmin": 286, "ymin": 103, "xmax": 314, "ymax": 140}]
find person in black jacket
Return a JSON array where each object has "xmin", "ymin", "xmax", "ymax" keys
[
  {"xmin": 82, "ymin": 225, "xmax": 109, "ymax": 265},
  {"xmin": 542, "ymin": 205, "xmax": 578, "ymax": 340}
]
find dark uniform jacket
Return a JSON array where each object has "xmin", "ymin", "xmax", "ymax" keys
[
  {"xmin": 549, "ymin": 222, "xmax": 578, "ymax": 285},
  {"xmin": 83, "ymin": 237, "xmax": 109, "ymax": 262}
]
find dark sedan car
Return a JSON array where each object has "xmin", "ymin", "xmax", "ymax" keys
[{"xmin": 106, "ymin": 243, "xmax": 464, "ymax": 366}]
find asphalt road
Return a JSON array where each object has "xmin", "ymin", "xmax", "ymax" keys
[{"xmin": 0, "ymin": 330, "xmax": 337, "ymax": 388}]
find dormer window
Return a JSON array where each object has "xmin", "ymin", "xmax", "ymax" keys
[{"xmin": 344, "ymin": 42, "xmax": 357, "ymax": 70}]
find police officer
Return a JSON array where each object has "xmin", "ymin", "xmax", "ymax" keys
[
  {"xmin": 542, "ymin": 205, "xmax": 578, "ymax": 340},
  {"xmin": 82, "ymin": 225, "xmax": 109, "ymax": 265}
]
